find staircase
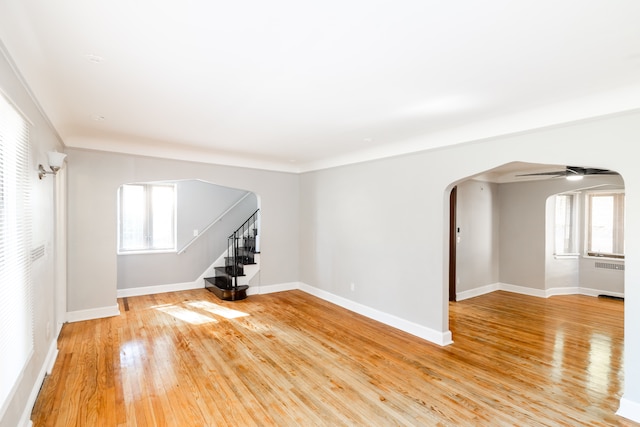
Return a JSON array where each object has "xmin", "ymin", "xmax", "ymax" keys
[{"xmin": 204, "ymin": 209, "xmax": 259, "ymax": 301}]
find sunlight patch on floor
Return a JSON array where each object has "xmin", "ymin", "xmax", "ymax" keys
[
  {"xmin": 187, "ymin": 300, "xmax": 250, "ymax": 319},
  {"xmin": 154, "ymin": 304, "xmax": 218, "ymax": 325}
]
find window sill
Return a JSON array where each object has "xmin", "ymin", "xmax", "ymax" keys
[
  {"xmin": 118, "ymin": 249, "xmax": 177, "ymax": 256},
  {"xmin": 583, "ymin": 254, "xmax": 625, "ymax": 262},
  {"xmin": 554, "ymin": 254, "xmax": 579, "ymax": 259}
]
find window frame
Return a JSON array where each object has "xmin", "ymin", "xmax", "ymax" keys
[
  {"xmin": 117, "ymin": 183, "xmax": 177, "ymax": 254},
  {"xmin": 585, "ymin": 190, "xmax": 625, "ymax": 259},
  {"xmin": 553, "ymin": 192, "xmax": 579, "ymax": 258}
]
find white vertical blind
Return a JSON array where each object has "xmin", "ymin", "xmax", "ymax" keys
[{"xmin": 0, "ymin": 93, "xmax": 33, "ymax": 414}]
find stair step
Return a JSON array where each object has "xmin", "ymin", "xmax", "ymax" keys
[
  {"xmin": 205, "ymin": 275, "xmax": 230, "ymax": 289},
  {"xmin": 215, "ymin": 265, "xmax": 245, "ymax": 277},
  {"xmin": 204, "ymin": 277, "xmax": 248, "ymax": 301},
  {"xmin": 225, "ymin": 256, "xmax": 255, "ymax": 265}
]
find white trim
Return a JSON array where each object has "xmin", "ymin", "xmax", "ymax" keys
[
  {"xmin": 45, "ymin": 345, "xmax": 58, "ymax": 376},
  {"xmin": 120, "ymin": 279, "xmax": 452, "ymax": 346},
  {"xmin": 545, "ymin": 286, "xmax": 582, "ymax": 297},
  {"xmin": 299, "ymin": 283, "xmax": 452, "ymax": 346},
  {"xmin": 247, "ymin": 282, "xmax": 299, "ymax": 295},
  {"xmin": 578, "ymin": 287, "xmax": 625, "ymax": 299},
  {"xmin": 19, "ymin": 340, "xmax": 58, "ymax": 427},
  {"xmin": 117, "ymin": 255, "xmax": 218, "ymax": 298},
  {"xmin": 117, "ymin": 281, "xmax": 204, "ymax": 298},
  {"xmin": 117, "ymin": 247, "xmax": 262, "ymax": 298},
  {"xmin": 498, "ymin": 283, "xmax": 547, "ymax": 298},
  {"xmin": 617, "ymin": 397, "xmax": 640, "ymax": 423},
  {"xmin": 457, "ymin": 282, "xmax": 624, "ymax": 301},
  {"xmin": 456, "ymin": 284, "xmax": 500, "ymax": 301},
  {"xmin": 66, "ymin": 305, "xmax": 120, "ymax": 323}
]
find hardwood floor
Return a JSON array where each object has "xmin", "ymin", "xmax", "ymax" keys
[{"xmin": 32, "ymin": 289, "xmax": 637, "ymax": 426}]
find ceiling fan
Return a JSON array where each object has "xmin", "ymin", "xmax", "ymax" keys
[{"xmin": 516, "ymin": 166, "xmax": 618, "ymax": 180}]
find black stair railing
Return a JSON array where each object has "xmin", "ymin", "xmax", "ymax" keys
[{"xmin": 227, "ymin": 209, "xmax": 259, "ymax": 289}]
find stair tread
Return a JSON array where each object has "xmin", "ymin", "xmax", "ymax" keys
[
  {"xmin": 213, "ymin": 266, "xmax": 246, "ymax": 277},
  {"xmin": 205, "ymin": 280, "xmax": 248, "ymax": 301}
]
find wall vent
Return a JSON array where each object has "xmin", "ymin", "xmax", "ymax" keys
[
  {"xmin": 595, "ymin": 262, "xmax": 624, "ymax": 271},
  {"xmin": 31, "ymin": 244, "xmax": 45, "ymax": 262}
]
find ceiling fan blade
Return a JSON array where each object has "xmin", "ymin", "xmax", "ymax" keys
[
  {"xmin": 584, "ymin": 168, "xmax": 618, "ymax": 175},
  {"xmin": 515, "ymin": 171, "xmax": 565, "ymax": 177}
]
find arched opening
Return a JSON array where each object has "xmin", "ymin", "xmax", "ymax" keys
[
  {"xmin": 116, "ymin": 179, "xmax": 260, "ymax": 298},
  {"xmin": 445, "ymin": 161, "xmax": 625, "ymax": 419},
  {"xmin": 447, "ymin": 161, "xmax": 624, "ymax": 304}
]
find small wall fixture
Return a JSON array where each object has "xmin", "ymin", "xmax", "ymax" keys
[{"xmin": 38, "ymin": 151, "xmax": 67, "ymax": 179}]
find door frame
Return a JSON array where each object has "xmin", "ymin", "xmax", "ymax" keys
[{"xmin": 449, "ymin": 186, "xmax": 457, "ymax": 302}]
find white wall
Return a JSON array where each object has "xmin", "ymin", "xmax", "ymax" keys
[
  {"xmin": 299, "ymin": 109, "xmax": 640, "ymax": 416},
  {"xmin": 0, "ymin": 46, "xmax": 64, "ymax": 427}
]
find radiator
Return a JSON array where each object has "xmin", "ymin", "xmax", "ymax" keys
[{"xmin": 595, "ymin": 261, "xmax": 624, "ymax": 271}]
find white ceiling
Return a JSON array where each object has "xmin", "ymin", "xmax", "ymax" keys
[{"xmin": 1, "ymin": 1, "xmax": 640, "ymax": 172}]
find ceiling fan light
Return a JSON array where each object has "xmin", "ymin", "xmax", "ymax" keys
[{"xmin": 566, "ymin": 175, "xmax": 583, "ymax": 181}]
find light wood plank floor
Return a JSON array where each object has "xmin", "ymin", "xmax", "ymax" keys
[{"xmin": 32, "ymin": 289, "xmax": 638, "ymax": 426}]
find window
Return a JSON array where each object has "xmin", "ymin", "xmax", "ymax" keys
[
  {"xmin": 586, "ymin": 191, "xmax": 625, "ymax": 258},
  {"xmin": 0, "ymin": 93, "xmax": 33, "ymax": 413},
  {"xmin": 554, "ymin": 193, "xmax": 578, "ymax": 256},
  {"xmin": 118, "ymin": 183, "xmax": 176, "ymax": 253}
]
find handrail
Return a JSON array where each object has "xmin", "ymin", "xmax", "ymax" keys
[
  {"xmin": 227, "ymin": 209, "xmax": 260, "ymax": 289},
  {"xmin": 177, "ymin": 193, "xmax": 252, "ymax": 255},
  {"xmin": 229, "ymin": 208, "xmax": 260, "ymax": 239}
]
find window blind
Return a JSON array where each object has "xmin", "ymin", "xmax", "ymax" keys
[{"xmin": 0, "ymin": 93, "xmax": 33, "ymax": 415}]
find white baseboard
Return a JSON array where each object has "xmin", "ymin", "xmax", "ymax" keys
[
  {"xmin": 456, "ymin": 284, "xmax": 500, "ymax": 301},
  {"xmin": 20, "ymin": 339, "xmax": 58, "ymax": 427},
  {"xmin": 499, "ymin": 283, "xmax": 547, "ymax": 298},
  {"xmin": 457, "ymin": 282, "xmax": 624, "ymax": 301},
  {"xmin": 116, "ymin": 251, "xmax": 261, "ymax": 298},
  {"xmin": 299, "ymin": 283, "xmax": 452, "ymax": 346},
  {"xmin": 578, "ymin": 287, "xmax": 625, "ymax": 299},
  {"xmin": 248, "ymin": 281, "xmax": 299, "ymax": 295},
  {"xmin": 545, "ymin": 286, "xmax": 582, "ymax": 297},
  {"xmin": 66, "ymin": 304, "xmax": 120, "ymax": 323},
  {"xmin": 617, "ymin": 397, "xmax": 640, "ymax": 423},
  {"xmin": 117, "ymin": 281, "xmax": 204, "ymax": 298}
]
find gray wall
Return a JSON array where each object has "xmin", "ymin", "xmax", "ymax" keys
[
  {"xmin": 117, "ymin": 187, "xmax": 257, "ymax": 289},
  {"xmin": 298, "ymin": 110, "xmax": 640, "ymax": 406},
  {"xmin": 175, "ymin": 179, "xmax": 249, "ymax": 250},
  {"xmin": 499, "ymin": 175, "xmax": 624, "ymax": 292},
  {"xmin": 4, "ymin": 44, "xmax": 640, "ymax": 423},
  {"xmin": 118, "ymin": 188, "xmax": 258, "ymax": 289},
  {"xmin": 454, "ymin": 175, "xmax": 624, "ymax": 297},
  {"xmin": 67, "ymin": 148, "xmax": 299, "ymax": 314},
  {"xmin": 0, "ymin": 48, "xmax": 65, "ymax": 426},
  {"xmin": 579, "ymin": 257, "xmax": 625, "ymax": 294},
  {"xmin": 498, "ymin": 180, "xmax": 548, "ymax": 290},
  {"xmin": 455, "ymin": 180, "xmax": 500, "ymax": 293}
]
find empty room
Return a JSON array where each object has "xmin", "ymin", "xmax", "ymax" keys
[{"xmin": 1, "ymin": 1, "xmax": 640, "ymax": 426}]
